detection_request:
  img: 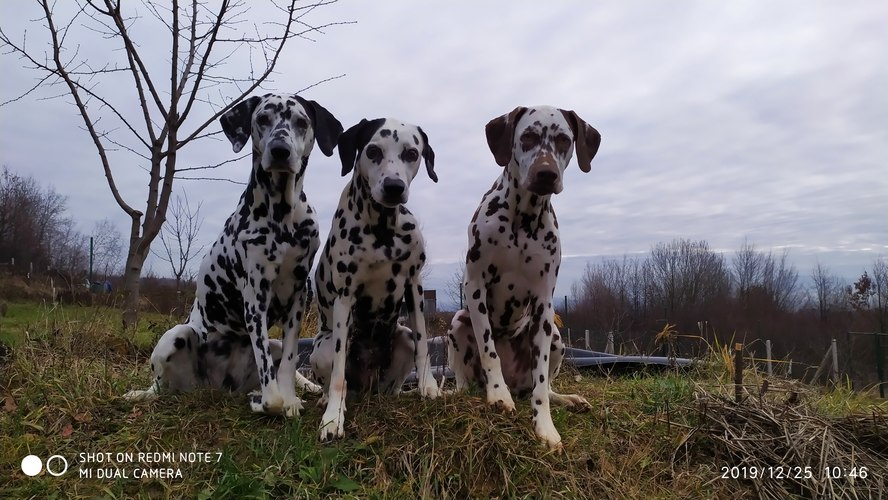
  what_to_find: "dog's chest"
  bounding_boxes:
[475,200,562,331]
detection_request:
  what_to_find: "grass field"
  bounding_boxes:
[1,301,886,499]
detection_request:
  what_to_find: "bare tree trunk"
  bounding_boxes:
[122,214,145,328]
[122,252,144,328]
[1,0,347,331]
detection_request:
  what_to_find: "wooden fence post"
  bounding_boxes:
[584,329,590,350]
[734,343,743,403]
[605,332,614,354]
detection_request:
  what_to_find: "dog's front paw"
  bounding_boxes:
[282,396,305,418]
[486,386,516,412]
[248,388,294,416]
[123,389,157,402]
[418,380,442,399]
[535,419,563,451]
[318,408,345,442]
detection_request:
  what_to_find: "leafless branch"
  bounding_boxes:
[176,153,249,172]
[174,176,246,185]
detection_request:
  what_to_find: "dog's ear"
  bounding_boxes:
[294,96,343,157]
[416,126,437,183]
[338,118,385,176]
[219,96,262,153]
[485,106,528,167]
[560,109,601,173]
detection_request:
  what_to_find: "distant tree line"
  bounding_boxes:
[0,167,122,289]
[565,238,888,384]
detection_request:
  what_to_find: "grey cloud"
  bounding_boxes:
[1,0,885,299]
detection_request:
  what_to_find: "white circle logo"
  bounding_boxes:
[46,455,69,476]
[21,455,42,476]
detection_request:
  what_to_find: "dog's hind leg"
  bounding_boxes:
[124,324,200,401]
[444,310,477,392]
[379,325,416,395]
[547,325,591,410]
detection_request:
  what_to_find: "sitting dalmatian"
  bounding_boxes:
[446,106,601,448]
[125,93,343,418]
[310,118,442,441]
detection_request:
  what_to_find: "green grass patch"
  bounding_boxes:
[1,302,886,498]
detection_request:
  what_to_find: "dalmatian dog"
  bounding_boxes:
[124,93,343,418]
[310,118,442,441]
[446,106,601,448]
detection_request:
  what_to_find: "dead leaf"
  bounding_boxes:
[73,412,92,423]
[3,396,16,412]
[60,423,73,438]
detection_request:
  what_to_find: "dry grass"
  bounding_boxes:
[1,303,886,498]
[674,378,888,499]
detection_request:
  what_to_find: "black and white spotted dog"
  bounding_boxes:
[446,106,601,448]
[125,93,342,418]
[310,118,442,441]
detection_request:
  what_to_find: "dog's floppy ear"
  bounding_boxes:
[485,106,528,167]
[219,96,262,153]
[338,118,385,176]
[294,96,343,157]
[416,126,437,183]
[560,109,601,173]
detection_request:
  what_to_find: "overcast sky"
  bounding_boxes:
[1,1,886,309]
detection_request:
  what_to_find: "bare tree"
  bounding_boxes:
[810,262,844,321]
[0,0,347,327]
[872,258,888,332]
[732,238,764,309]
[761,250,800,311]
[572,256,646,334]
[646,239,730,323]
[90,218,123,280]
[732,241,801,313]
[0,166,71,273]
[153,192,205,294]
[48,217,88,290]
[444,261,466,311]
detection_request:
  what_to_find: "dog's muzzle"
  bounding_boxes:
[265,140,297,172]
[381,177,407,206]
[526,157,562,195]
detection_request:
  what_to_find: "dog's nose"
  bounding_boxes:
[536,170,558,183]
[270,144,290,161]
[382,178,406,198]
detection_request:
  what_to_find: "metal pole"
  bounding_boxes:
[89,236,94,283]
[876,333,886,398]
[847,331,886,398]
[877,277,886,398]
[766,339,773,377]
[831,339,839,384]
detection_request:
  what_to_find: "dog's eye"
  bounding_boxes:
[256,114,270,127]
[366,145,383,161]
[520,131,540,149]
[295,118,308,129]
[554,134,572,153]
[402,148,419,163]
